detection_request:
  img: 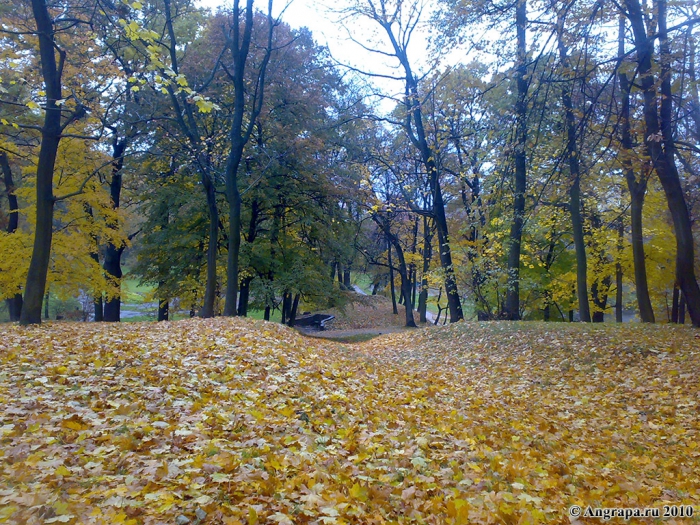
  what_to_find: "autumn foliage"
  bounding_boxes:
[0,319,697,524]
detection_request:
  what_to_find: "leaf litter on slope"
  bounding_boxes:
[0,318,698,524]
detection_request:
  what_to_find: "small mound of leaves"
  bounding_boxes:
[318,294,415,330]
[0,319,698,524]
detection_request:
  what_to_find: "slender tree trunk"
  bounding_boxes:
[505,0,528,321]
[388,236,398,315]
[1,152,23,321]
[672,283,680,323]
[238,277,252,316]
[223,0,274,316]
[616,220,624,323]
[557,16,591,323]
[163,0,218,319]
[288,293,300,327]
[20,0,63,325]
[237,199,259,316]
[377,217,416,328]
[625,0,700,326]
[200,174,218,317]
[343,268,351,289]
[618,15,655,323]
[158,281,169,321]
[102,139,127,323]
[418,217,432,323]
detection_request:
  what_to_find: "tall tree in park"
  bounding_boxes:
[622,0,700,326]
[0,0,116,324]
[616,15,655,323]
[340,0,464,322]
[555,6,591,322]
[223,0,277,316]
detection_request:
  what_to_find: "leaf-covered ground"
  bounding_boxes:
[0,319,698,524]
[318,295,415,330]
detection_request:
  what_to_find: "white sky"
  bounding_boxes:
[198,0,441,102]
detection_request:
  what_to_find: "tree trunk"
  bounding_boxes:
[237,199,259,316]
[343,268,351,289]
[383,17,463,322]
[223,0,274,317]
[158,281,169,321]
[672,284,680,323]
[199,172,218,317]
[418,217,433,323]
[20,0,63,325]
[1,152,23,321]
[238,276,252,316]
[591,275,610,323]
[505,0,528,321]
[625,0,700,327]
[376,217,416,328]
[618,15,655,323]
[288,293,300,327]
[102,139,127,323]
[557,15,591,323]
[388,236,398,315]
[616,220,624,323]
[679,294,686,324]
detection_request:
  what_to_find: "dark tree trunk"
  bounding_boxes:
[44,292,50,320]
[281,292,292,325]
[158,281,169,322]
[200,173,219,318]
[1,152,23,321]
[388,236,398,315]
[329,262,337,281]
[103,246,124,322]
[616,220,624,323]
[505,0,528,321]
[337,264,344,287]
[102,139,127,323]
[376,217,416,328]
[223,0,274,317]
[20,0,63,325]
[418,217,432,323]
[343,268,351,289]
[237,199,259,316]
[672,284,680,323]
[238,277,252,316]
[163,0,218,319]
[557,15,591,323]
[288,293,300,327]
[618,15,655,323]
[625,0,700,327]
[380,17,463,322]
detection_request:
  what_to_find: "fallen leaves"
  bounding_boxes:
[0,319,698,524]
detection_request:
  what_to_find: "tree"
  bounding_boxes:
[623,0,700,326]
[340,0,464,322]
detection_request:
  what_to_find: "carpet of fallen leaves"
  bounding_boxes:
[0,319,698,525]
[318,295,415,330]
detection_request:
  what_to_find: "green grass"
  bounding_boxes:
[121,277,154,304]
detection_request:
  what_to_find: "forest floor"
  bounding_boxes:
[0,318,698,524]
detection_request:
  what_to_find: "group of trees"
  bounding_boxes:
[1,0,699,327]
